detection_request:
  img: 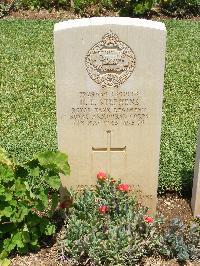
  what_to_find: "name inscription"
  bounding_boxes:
[70,90,149,126]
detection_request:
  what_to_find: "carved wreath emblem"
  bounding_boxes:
[85,31,136,88]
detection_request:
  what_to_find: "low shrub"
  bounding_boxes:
[57,173,200,265]
[0,147,70,263]
[57,173,163,265]
[159,218,200,262]
[117,0,155,16]
[0,1,13,18]
[159,0,200,17]
[73,0,156,16]
[0,0,200,17]
[0,0,70,13]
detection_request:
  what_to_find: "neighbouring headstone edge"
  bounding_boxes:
[191,122,200,216]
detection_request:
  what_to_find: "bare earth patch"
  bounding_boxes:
[157,194,193,225]
[4,9,118,20]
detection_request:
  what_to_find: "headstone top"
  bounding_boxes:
[54,17,166,32]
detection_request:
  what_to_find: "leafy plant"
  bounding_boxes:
[159,218,189,261]
[73,0,95,13]
[160,218,200,262]
[0,1,13,18]
[186,222,200,261]
[12,0,70,10]
[116,0,155,16]
[57,173,162,265]
[0,147,70,261]
[159,0,200,17]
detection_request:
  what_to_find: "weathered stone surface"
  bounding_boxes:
[54,17,167,211]
[191,125,200,217]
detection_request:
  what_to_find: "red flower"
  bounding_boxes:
[116,183,129,192]
[97,171,107,181]
[144,216,154,223]
[98,205,109,214]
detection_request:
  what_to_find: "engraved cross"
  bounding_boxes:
[92,130,126,175]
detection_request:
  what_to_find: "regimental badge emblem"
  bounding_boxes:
[85,31,136,89]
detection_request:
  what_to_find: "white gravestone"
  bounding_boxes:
[54,17,166,211]
[191,125,200,217]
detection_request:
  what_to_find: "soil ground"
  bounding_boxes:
[10,194,200,266]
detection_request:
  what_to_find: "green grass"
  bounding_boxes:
[0,20,56,162]
[0,19,199,193]
[159,20,200,193]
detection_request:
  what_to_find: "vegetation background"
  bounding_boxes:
[0,0,200,18]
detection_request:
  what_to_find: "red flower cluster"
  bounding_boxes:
[144,216,154,223]
[98,205,109,214]
[97,171,107,181]
[116,183,129,192]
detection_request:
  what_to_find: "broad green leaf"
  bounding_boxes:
[44,224,55,236]
[45,175,61,190]
[48,192,59,217]
[4,192,12,202]
[0,148,12,168]
[9,200,17,207]
[35,200,46,212]
[22,231,30,243]
[13,205,29,223]
[2,207,13,218]
[26,213,41,227]
[134,3,146,14]
[13,180,26,197]
[29,167,40,177]
[0,165,14,183]
[29,189,36,199]
[0,250,8,260]
[3,238,16,253]
[0,258,11,266]
[12,232,24,249]
[0,185,5,195]
[35,151,70,175]
[30,233,39,246]
[37,188,48,208]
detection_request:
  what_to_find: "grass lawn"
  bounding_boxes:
[0,19,199,193]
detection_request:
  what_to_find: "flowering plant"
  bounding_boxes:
[58,174,162,265]
[97,171,107,181]
[98,205,109,214]
[144,216,154,223]
[117,183,129,192]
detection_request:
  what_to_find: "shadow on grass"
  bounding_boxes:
[180,169,193,199]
